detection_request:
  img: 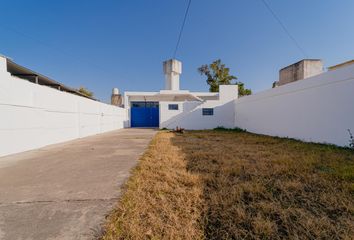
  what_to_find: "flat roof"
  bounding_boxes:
[126,92,203,102]
[280,59,322,71]
[328,59,354,71]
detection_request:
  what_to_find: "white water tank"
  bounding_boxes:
[112,88,119,95]
[163,59,182,91]
[111,88,122,107]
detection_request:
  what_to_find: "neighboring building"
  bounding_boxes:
[3,55,95,99]
[124,59,238,129]
[276,59,323,86]
[328,59,354,71]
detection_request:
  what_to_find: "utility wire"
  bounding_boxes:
[260,0,308,58]
[173,0,192,59]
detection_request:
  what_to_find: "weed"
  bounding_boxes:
[213,126,246,132]
[348,129,354,149]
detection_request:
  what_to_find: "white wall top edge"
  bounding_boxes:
[236,64,354,104]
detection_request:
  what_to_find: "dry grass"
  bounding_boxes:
[102,130,354,240]
[102,132,205,239]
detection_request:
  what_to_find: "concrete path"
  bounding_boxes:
[0,128,156,240]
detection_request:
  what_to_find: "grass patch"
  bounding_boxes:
[102,131,354,239]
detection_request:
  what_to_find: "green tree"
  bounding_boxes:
[237,81,252,96]
[78,87,94,98]
[198,59,252,96]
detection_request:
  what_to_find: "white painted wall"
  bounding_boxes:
[234,63,354,147]
[160,100,236,130]
[160,85,238,130]
[0,58,127,157]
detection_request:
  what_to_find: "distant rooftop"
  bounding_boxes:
[328,59,354,71]
[279,59,322,71]
[3,56,95,100]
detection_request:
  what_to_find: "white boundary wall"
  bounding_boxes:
[235,64,354,147]
[0,58,127,157]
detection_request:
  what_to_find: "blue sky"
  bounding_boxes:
[1,0,354,102]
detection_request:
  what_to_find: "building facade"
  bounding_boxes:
[124,59,239,129]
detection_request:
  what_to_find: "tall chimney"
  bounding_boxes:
[111,88,123,107]
[163,59,182,91]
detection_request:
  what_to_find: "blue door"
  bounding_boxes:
[131,102,159,127]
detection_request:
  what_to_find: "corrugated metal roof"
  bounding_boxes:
[6,58,96,100]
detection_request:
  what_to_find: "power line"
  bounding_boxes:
[173,0,192,59]
[260,0,308,58]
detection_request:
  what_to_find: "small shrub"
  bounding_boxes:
[214,126,246,132]
[348,129,354,149]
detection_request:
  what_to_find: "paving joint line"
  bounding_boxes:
[0,197,120,206]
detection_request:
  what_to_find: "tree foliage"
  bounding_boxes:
[237,81,252,96]
[78,87,94,98]
[198,59,252,96]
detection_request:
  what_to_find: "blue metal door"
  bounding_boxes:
[149,107,159,127]
[131,102,159,127]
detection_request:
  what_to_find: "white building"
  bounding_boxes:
[124,59,238,129]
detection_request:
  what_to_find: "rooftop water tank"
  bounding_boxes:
[112,88,119,95]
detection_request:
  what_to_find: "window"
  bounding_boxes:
[168,104,179,110]
[202,108,214,116]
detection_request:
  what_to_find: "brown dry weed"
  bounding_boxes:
[102,130,354,240]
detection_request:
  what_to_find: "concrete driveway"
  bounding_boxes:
[0,128,156,240]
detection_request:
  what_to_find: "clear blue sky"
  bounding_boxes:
[1,0,354,102]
